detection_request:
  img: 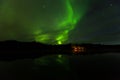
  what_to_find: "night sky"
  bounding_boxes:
[0,0,120,79]
[0,0,120,44]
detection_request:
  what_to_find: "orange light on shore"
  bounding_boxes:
[72,46,85,54]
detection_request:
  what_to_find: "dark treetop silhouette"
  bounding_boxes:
[0,40,120,60]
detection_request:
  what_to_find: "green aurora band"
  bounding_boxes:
[0,0,89,45]
[35,0,89,45]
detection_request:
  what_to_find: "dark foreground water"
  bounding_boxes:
[0,53,120,80]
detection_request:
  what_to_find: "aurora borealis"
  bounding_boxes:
[0,0,89,44]
[0,0,120,44]
[0,0,120,79]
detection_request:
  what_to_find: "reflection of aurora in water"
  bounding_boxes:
[34,55,71,70]
[0,0,89,45]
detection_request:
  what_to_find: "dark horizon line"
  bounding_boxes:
[0,40,120,46]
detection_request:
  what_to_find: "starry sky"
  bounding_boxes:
[0,0,120,45]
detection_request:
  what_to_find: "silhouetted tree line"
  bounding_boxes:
[0,40,119,60]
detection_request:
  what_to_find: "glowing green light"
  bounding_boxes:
[58,41,62,45]
[0,0,89,44]
[34,0,89,44]
[56,55,63,63]
[58,54,62,58]
[35,34,50,44]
